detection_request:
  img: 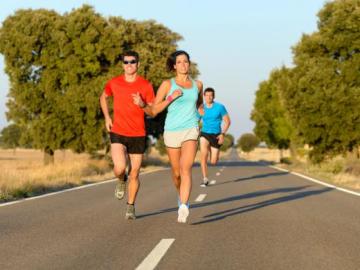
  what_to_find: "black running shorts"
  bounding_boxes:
[200,132,222,149]
[109,132,146,154]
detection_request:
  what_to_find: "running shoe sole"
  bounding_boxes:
[177,204,189,223]
[200,181,209,187]
[125,204,136,220]
[115,180,126,200]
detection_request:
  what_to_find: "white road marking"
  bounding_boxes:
[195,194,207,202]
[0,168,167,208]
[269,166,288,172]
[209,180,216,185]
[216,172,221,176]
[0,179,115,207]
[269,165,360,197]
[136,239,175,270]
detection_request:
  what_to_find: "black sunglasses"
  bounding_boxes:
[123,60,138,65]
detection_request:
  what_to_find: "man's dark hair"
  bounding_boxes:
[204,87,215,96]
[122,51,139,62]
[166,50,190,72]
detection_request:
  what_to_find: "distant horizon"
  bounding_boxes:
[0,0,327,139]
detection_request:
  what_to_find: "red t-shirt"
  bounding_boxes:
[104,75,154,136]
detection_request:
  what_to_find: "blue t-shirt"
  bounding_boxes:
[201,102,228,134]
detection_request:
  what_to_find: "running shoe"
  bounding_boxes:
[177,203,189,223]
[125,204,136,220]
[200,177,209,187]
[115,176,127,200]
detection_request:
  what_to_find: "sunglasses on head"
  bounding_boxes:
[123,60,137,65]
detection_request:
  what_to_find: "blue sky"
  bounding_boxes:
[0,0,327,138]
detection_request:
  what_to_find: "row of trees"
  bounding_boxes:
[0,124,262,156]
[0,5,197,164]
[153,132,262,157]
[0,122,241,155]
[251,0,360,163]
[155,133,260,155]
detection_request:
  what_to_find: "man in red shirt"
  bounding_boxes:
[100,51,155,220]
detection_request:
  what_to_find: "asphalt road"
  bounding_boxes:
[1,149,360,270]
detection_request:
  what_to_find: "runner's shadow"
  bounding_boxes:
[191,187,333,225]
[217,160,274,167]
[213,171,289,186]
[136,185,312,219]
[234,171,289,182]
[192,160,273,168]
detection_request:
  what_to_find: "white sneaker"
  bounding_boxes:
[200,177,209,187]
[177,204,189,223]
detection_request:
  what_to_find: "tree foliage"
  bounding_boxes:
[154,135,167,156]
[251,0,360,163]
[284,0,360,162]
[237,133,260,153]
[0,5,193,163]
[220,133,235,152]
[0,124,22,149]
[251,68,295,150]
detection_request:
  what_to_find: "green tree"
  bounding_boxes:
[220,133,234,152]
[0,5,195,164]
[251,68,296,156]
[154,135,167,156]
[281,0,360,162]
[0,9,63,164]
[0,124,21,150]
[237,133,260,153]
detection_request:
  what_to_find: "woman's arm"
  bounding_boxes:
[196,80,204,109]
[132,80,182,117]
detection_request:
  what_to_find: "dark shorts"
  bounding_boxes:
[109,132,146,154]
[200,132,221,149]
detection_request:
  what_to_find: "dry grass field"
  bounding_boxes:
[0,146,233,202]
[0,148,164,202]
[238,147,360,191]
[239,147,291,163]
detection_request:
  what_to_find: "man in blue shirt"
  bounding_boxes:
[199,87,231,187]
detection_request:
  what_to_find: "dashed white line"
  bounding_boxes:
[209,180,216,185]
[136,239,175,270]
[195,194,207,202]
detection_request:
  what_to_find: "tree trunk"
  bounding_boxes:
[289,142,298,163]
[279,149,284,162]
[44,147,54,165]
[350,147,360,160]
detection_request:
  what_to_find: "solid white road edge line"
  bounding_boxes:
[136,239,175,270]
[0,168,168,207]
[269,165,360,197]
